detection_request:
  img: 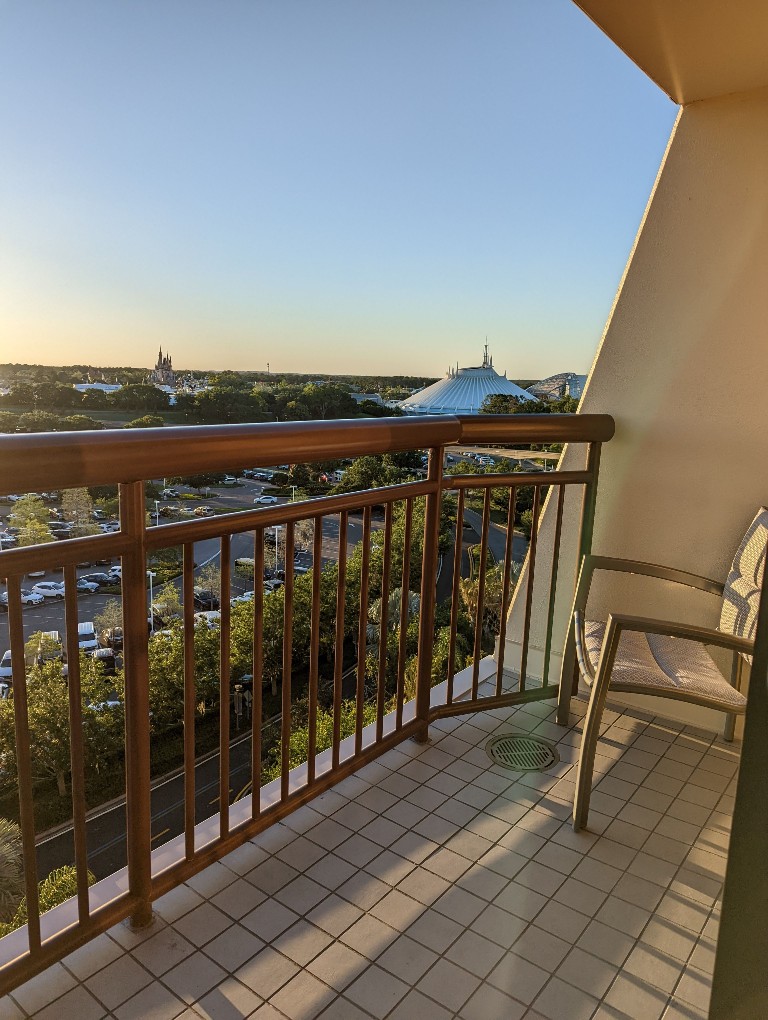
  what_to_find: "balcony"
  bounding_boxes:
[0,685,733,1019]
[0,407,757,1019]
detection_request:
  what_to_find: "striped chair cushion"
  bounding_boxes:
[719,507,768,653]
[583,619,746,710]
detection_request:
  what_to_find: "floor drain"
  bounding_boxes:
[485,733,560,772]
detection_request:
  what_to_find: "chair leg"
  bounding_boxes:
[723,712,736,743]
[573,618,620,832]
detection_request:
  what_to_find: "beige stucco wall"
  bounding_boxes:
[502,84,768,730]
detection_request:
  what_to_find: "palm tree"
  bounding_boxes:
[0,818,24,922]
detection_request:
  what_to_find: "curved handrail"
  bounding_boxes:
[0,412,615,495]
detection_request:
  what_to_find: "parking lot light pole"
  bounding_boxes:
[147,570,156,633]
[154,500,160,526]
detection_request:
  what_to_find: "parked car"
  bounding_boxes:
[76,578,100,594]
[0,532,18,548]
[32,581,65,600]
[37,631,64,663]
[161,488,179,499]
[264,578,284,593]
[254,495,278,505]
[194,505,214,516]
[194,610,221,628]
[108,565,122,580]
[91,509,106,520]
[0,651,12,680]
[231,591,255,605]
[222,476,238,486]
[77,622,99,653]
[80,572,114,587]
[19,588,45,606]
[89,647,117,676]
[99,627,123,651]
[27,568,46,578]
[193,589,219,610]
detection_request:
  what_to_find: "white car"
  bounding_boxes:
[109,565,122,580]
[253,495,278,505]
[77,622,99,653]
[222,476,238,486]
[32,581,65,600]
[19,588,45,606]
[231,591,255,605]
[194,610,221,628]
[0,651,12,680]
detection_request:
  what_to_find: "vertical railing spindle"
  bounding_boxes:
[63,565,90,922]
[252,529,264,818]
[396,500,412,729]
[183,543,196,856]
[120,481,153,928]
[541,485,566,688]
[307,518,322,783]
[495,486,517,696]
[8,577,41,950]
[281,523,295,800]
[332,512,347,767]
[355,508,371,754]
[471,488,491,699]
[519,484,542,692]
[219,535,231,838]
[447,488,465,705]
[376,504,393,741]
[415,449,444,742]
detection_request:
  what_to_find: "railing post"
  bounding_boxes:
[415,446,443,742]
[120,481,154,928]
[709,567,768,1019]
[557,441,601,725]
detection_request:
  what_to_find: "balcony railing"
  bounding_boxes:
[0,412,614,995]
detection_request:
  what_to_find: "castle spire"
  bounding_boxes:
[483,339,489,368]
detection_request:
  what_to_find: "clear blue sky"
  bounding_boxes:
[0,1,676,378]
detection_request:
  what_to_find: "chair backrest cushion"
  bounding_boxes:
[719,507,768,644]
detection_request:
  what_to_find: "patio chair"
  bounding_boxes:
[569,507,766,831]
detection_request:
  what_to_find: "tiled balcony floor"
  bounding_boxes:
[2,693,737,1020]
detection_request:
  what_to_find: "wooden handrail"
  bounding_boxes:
[0,413,615,495]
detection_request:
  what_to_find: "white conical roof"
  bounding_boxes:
[400,346,534,416]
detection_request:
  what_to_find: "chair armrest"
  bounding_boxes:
[607,613,753,656]
[588,556,724,596]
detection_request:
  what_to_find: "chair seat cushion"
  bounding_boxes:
[584,620,747,710]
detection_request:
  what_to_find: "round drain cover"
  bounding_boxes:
[485,733,560,772]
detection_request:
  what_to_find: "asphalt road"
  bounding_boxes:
[37,717,281,880]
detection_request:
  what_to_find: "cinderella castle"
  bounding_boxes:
[150,347,176,386]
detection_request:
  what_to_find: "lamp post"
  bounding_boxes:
[147,570,156,633]
[154,500,160,526]
[233,684,243,732]
[290,486,297,502]
[274,526,281,571]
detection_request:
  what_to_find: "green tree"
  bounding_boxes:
[10,494,54,547]
[111,384,170,411]
[0,819,23,922]
[124,414,165,428]
[94,599,123,635]
[0,865,96,937]
[62,488,99,537]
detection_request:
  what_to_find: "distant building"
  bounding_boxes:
[399,345,534,416]
[150,347,176,387]
[527,372,587,402]
[73,382,121,395]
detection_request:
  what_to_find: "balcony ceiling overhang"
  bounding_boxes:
[574,0,768,104]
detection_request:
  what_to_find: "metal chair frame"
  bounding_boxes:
[565,555,753,831]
